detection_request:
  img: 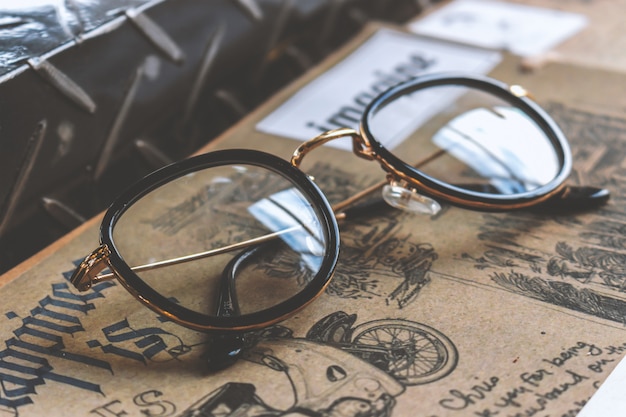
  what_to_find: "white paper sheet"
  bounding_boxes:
[255,28,501,149]
[578,354,626,416]
[409,0,588,56]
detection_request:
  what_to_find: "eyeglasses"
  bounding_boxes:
[70,73,609,369]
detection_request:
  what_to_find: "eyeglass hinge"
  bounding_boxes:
[291,128,375,167]
[70,244,113,291]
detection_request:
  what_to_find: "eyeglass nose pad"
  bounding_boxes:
[382,182,442,215]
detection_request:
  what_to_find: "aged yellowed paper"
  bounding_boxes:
[1,23,626,417]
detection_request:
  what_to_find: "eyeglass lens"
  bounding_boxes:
[110,163,329,318]
[367,84,562,195]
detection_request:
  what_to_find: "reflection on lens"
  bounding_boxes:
[111,164,328,317]
[367,84,561,196]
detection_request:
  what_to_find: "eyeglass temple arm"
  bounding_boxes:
[68,189,383,293]
[204,246,258,371]
[70,226,301,291]
[457,182,610,211]
[536,185,610,212]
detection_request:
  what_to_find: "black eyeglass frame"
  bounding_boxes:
[357,73,573,210]
[86,149,340,333]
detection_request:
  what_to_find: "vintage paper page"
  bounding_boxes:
[1,24,626,417]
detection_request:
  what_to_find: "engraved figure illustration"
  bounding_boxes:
[335,218,439,308]
[176,311,458,417]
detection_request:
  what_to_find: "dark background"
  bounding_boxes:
[0,0,436,273]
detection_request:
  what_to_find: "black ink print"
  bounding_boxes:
[313,164,440,307]
[491,271,626,323]
[459,104,626,323]
[177,383,273,417]
[179,338,403,417]
[549,242,626,289]
[87,318,192,364]
[0,274,117,413]
[306,311,458,386]
[176,311,457,417]
[463,243,545,270]
[333,214,439,307]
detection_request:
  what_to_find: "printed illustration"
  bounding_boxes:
[458,104,626,324]
[270,162,442,309]
[177,311,458,417]
[331,217,439,309]
[304,311,457,386]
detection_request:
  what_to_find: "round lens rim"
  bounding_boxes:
[360,73,573,210]
[99,149,340,332]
